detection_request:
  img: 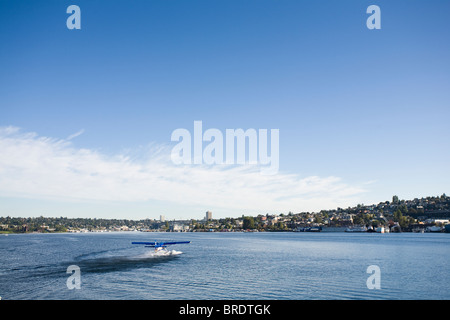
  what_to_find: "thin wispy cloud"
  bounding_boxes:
[0,127,367,215]
[67,129,85,140]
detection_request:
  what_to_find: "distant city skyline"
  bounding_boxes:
[1,0,449,220]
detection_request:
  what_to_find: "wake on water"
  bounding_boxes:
[73,249,183,273]
[133,249,183,259]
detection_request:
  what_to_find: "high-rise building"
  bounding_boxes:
[160,215,165,222]
[205,211,212,221]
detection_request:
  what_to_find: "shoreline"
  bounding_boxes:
[3,227,448,235]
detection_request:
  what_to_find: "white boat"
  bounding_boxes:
[376,226,385,233]
[426,226,442,233]
[345,226,367,232]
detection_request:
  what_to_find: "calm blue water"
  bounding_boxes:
[0,232,448,300]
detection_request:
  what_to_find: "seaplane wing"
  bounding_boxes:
[132,241,190,247]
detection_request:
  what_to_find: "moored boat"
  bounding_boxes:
[426,226,443,233]
[345,226,367,232]
[376,226,385,233]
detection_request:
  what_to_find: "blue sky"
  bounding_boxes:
[1,0,449,219]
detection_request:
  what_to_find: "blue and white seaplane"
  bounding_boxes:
[131,241,190,256]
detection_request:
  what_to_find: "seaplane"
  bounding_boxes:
[131,241,190,256]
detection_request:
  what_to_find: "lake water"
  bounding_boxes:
[0,232,448,300]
